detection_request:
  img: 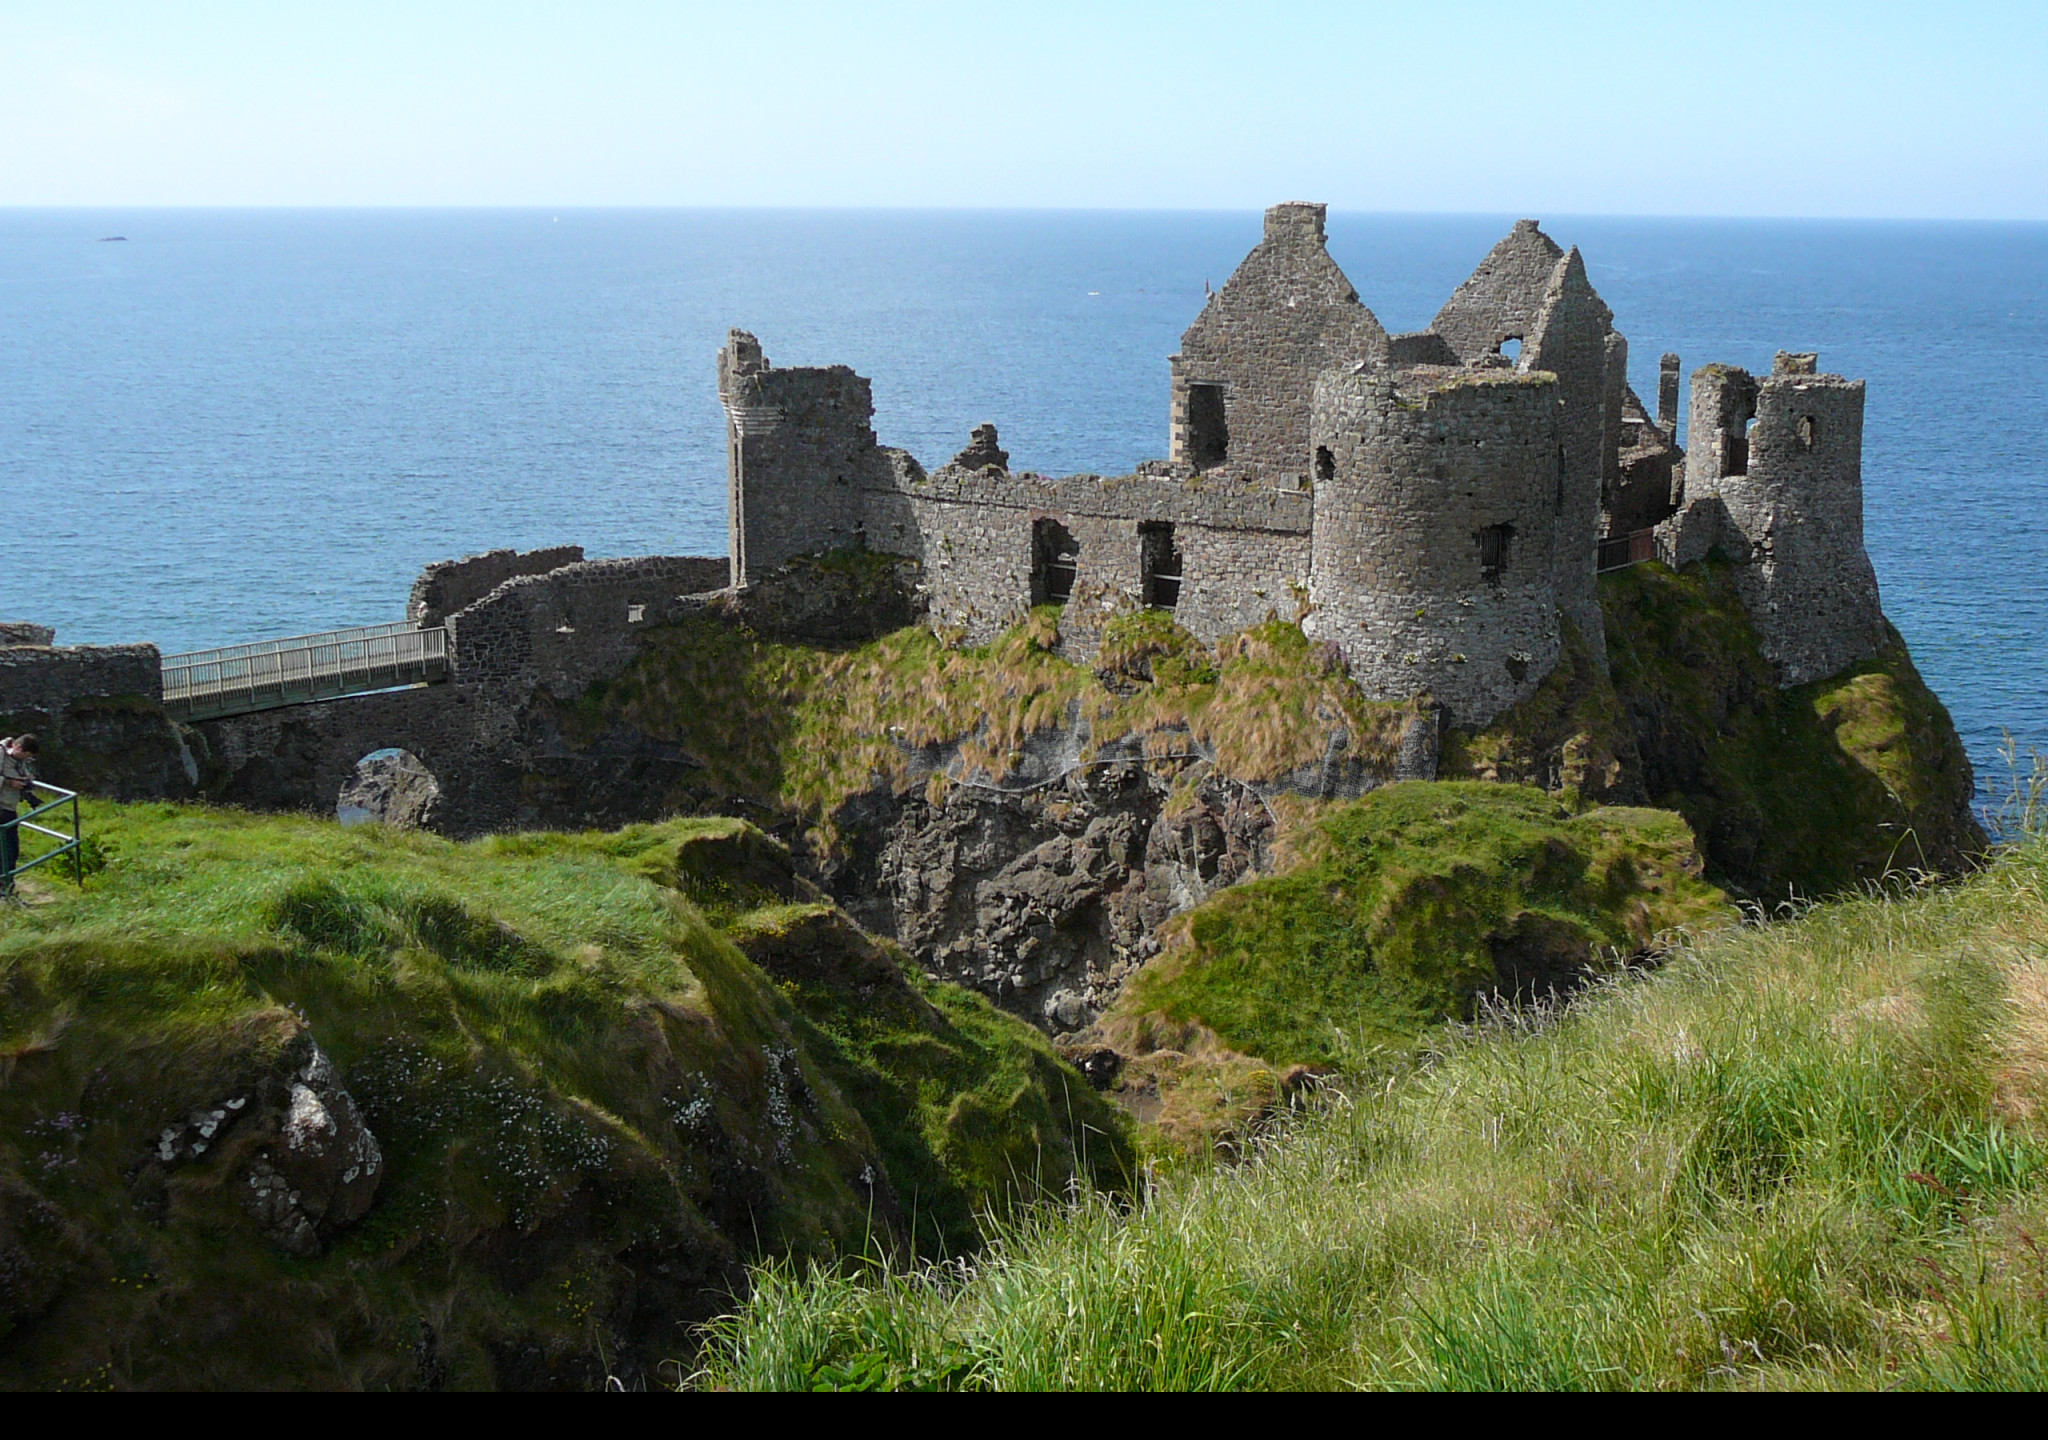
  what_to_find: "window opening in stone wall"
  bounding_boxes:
[1314,446,1336,484]
[1724,410,1755,477]
[1555,445,1568,513]
[1140,522,1183,610]
[1796,415,1818,450]
[1186,383,1228,468]
[1477,523,1513,582]
[1032,518,1079,606]
[1498,337,1523,362]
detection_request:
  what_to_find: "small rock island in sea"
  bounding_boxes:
[0,205,1983,1388]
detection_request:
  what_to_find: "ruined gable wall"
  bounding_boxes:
[1524,249,1614,664]
[1170,203,1388,480]
[1308,369,1564,727]
[407,546,586,627]
[1429,220,1568,364]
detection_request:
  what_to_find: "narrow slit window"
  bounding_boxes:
[1314,445,1336,484]
[1032,517,1079,607]
[1477,523,1513,582]
[1140,522,1182,609]
[1185,383,1228,468]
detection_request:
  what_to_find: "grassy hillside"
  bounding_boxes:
[0,805,1128,1390]
[1067,781,1728,1156]
[564,605,1418,852]
[1447,561,1985,897]
[702,833,2048,1390]
[571,558,1978,895]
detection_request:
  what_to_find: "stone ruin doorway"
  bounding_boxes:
[1140,522,1183,610]
[1032,518,1079,606]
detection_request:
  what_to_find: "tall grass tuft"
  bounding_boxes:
[701,835,2048,1390]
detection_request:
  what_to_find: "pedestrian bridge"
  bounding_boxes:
[162,622,448,723]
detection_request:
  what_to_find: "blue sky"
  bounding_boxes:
[2,1,2042,218]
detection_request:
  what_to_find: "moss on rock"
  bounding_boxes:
[1102,781,1730,1074]
[729,901,1132,1258]
[1600,562,1984,896]
[0,804,1122,1389]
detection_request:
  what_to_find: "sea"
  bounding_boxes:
[2,209,2043,794]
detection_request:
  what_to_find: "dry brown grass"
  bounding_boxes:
[1994,946,2048,1132]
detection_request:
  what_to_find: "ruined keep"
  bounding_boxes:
[719,204,1886,726]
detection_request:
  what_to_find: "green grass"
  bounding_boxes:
[698,833,2048,1390]
[0,802,1127,1389]
[574,606,1416,854]
[1599,561,1983,895]
[1110,781,1731,1067]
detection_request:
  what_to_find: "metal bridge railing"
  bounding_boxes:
[4,782,84,890]
[162,623,449,722]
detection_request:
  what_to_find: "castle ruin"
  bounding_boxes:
[720,204,1885,725]
[2,204,1893,841]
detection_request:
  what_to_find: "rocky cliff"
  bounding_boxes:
[566,560,1982,1041]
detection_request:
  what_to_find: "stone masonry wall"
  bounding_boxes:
[407,546,586,627]
[447,554,728,692]
[1692,357,1885,686]
[718,330,882,583]
[0,643,163,714]
[862,463,1312,651]
[0,641,197,801]
[1169,203,1388,481]
[1524,247,1615,662]
[1430,220,1569,364]
[1308,368,1564,727]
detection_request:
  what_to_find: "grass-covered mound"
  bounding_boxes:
[1107,782,1730,1066]
[701,833,2048,1391]
[0,804,1128,1390]
[1450,560,1984,897]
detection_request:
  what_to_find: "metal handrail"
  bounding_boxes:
[170,620,421,666]
[4,782,84,889]
[162,623,449,722]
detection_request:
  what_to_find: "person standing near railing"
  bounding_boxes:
[1,734,41,899]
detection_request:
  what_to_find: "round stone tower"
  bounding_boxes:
[1307,366,1564,727]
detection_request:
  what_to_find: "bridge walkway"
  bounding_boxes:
[162,622,449,723]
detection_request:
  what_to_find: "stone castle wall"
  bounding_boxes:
[1308,368,1564,727]
[0,638,198,801]
[864,465,1311,648]
[1674,354,1885,685]
[0,641,163,715]
[1523,248,1615,663]
[446,554,729,691]
[719,329,881,584]
[408,545,586,626]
